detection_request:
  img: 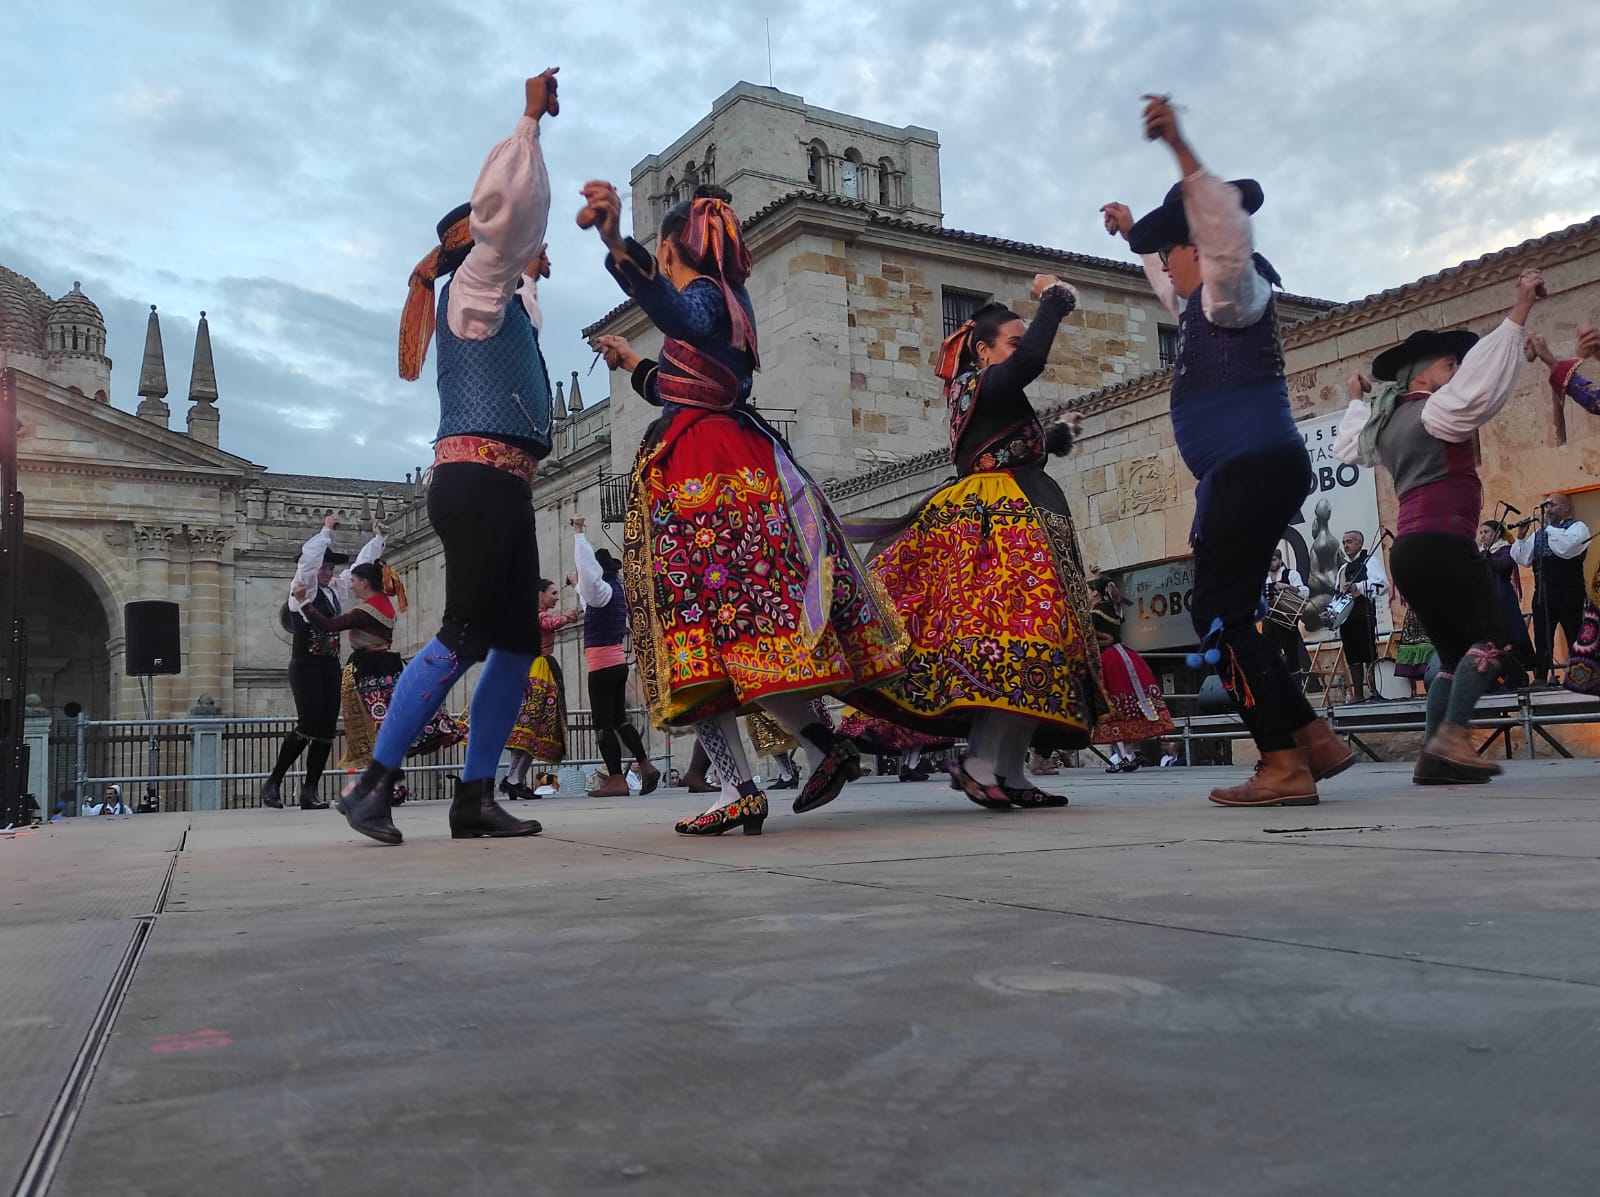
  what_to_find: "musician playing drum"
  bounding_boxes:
[1335,530,1388,702]
[1261,548,1311,683]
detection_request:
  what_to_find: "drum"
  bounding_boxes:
[1264,588,1308,630]
[1324,593,1356,629]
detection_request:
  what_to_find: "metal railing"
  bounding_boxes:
[50,707,663,814]
[599,472,630,524]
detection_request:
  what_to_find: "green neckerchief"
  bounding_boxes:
[1358,356,1438,461]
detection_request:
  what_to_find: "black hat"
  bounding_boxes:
[322,549,351,567]
[435,201,474,276]
[595,548,622,574]
[1128,179,1265,255]
[1371,329,1479,382]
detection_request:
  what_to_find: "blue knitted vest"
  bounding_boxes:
[583,576,628,649]
[434,279,553,458]
[1169,278,1297,482]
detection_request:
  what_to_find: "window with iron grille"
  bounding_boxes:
[1158,324,1180,368]
[942,287,989,337]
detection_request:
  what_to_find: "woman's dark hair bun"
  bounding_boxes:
[693,183,733,202]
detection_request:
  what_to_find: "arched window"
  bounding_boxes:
[806,139,829,190]
[71,328,80,350]
[841,149,862,199]
[683,160,698,192]
[701,143,716,183]
[94,389,108,403]
[878,158,895,206]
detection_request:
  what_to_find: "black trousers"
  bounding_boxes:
[1530,589,1586,681]
[589,663,647,775]
[1260,618,1310,676]
[1338,599,1378,666]
[269,657,340,789]
[1190,447,1318,752]
[428,462,542,660]
[1388,533,1498,672]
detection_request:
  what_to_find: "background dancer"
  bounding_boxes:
[298,554,465,806]
[1509,492,1589,685]
[1090,576,1175,772]
[262,516,385,810]
[338,70,562,845]
[582,179,903,836]
[847,277,1102,811]
[1334,269,1543,783]
[1101,93,1351,807]
[500,578,580,800]
[570,516,659,797]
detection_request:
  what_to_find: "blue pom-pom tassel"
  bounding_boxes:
[1188,618,1225,669]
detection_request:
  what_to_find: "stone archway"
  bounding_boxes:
[22,540,112,718]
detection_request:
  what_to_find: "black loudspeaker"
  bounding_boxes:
[124,601,182,675]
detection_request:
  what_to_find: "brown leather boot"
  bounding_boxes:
[590,772,632,797]
[1293,719,1355,782]
[1414,723,1500,785]
[1209,749,1318,807]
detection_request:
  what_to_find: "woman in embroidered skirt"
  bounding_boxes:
[500,579,582,800]
[299,561,465,805]
[1089,576,1175,769]
[848,280,1105,809]
[1392,601,1435,698]
[581,180,904,836]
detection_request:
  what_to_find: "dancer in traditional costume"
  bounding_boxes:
[581,179,904,836]
[1334,269,1544,783]
[570,517,660,797]
[338,71,562,845]
[1509,491,1590,685]
[499,579,581,800]
[1089,576,1175,769]
[1392,603,1434,698]
[844,276,1103,810]
[836,708,952,782]
[1102,94,1351,806]
[1478,521,1536,673]
[262,517,386,810]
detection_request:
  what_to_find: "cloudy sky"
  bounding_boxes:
[5,0,1597,480]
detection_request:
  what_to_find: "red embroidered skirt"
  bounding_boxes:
[1092,643,1176,744]
[623,409,904,727]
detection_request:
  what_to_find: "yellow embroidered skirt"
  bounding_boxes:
[505,656,568,762]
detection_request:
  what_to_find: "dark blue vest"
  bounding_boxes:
[434,279,553,458]
[1532,523,1588,598]
[583,576,628,648]
[1170,279,1298,482]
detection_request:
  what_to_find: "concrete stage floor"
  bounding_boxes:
[4,760,1598,1197]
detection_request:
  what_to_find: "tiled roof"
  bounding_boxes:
[258,472,415,495]
[580,190,1339,337]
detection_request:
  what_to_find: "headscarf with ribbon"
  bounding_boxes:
[380,563,408,614]
[1355,356,1441,462]
[935,319,976,383]
[398,205,475,381]
[676,197,760,368]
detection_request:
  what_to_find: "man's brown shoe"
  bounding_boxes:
[1209,748,1319,807]
[1294,719,1355,782]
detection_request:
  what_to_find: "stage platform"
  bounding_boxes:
[4,761,1598,1196]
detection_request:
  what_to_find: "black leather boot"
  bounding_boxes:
[299,784,330,810]
[259,778,284,809]
[449,778,541,839]
[336,762,403,845]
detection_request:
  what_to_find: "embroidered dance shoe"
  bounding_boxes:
[1412,723,1500,786]
[449,778,542,838]
[674,788,768,836]
[1293,718,1356,782]
[793,738,863,814]
[590,772,631,797]
[259,779,284,809]
[1208,749,1319,807]
[950,757,1013,810]
[635,761,662,795]
[337,763,404,845]
[1000,781,1069,809]
[298,785,330,811]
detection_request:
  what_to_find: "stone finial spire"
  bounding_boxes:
[553,380,568,421]
[186,310,220,447]
[135,304,171,428]
[568,370,584,413]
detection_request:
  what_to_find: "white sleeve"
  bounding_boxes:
[331,531,387,609]
[1184,170,1270,330]
[288,528,331,613]
[1333,398,1375,466]
[1419,318,1529,444]
[1547,520,1591,559]
[1289,570,1309,597]
[446,117,551,341]
[573,534,614,609]
[1139,254,1180,319]
[1361,552,1388,598]
[1509,536,1535,567]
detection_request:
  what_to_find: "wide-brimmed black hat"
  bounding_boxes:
[1128,179,1265,255]
[1372,328,1479,382]
[595,549,622,574]
[435,201,473,276]
[322,549,351,567]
